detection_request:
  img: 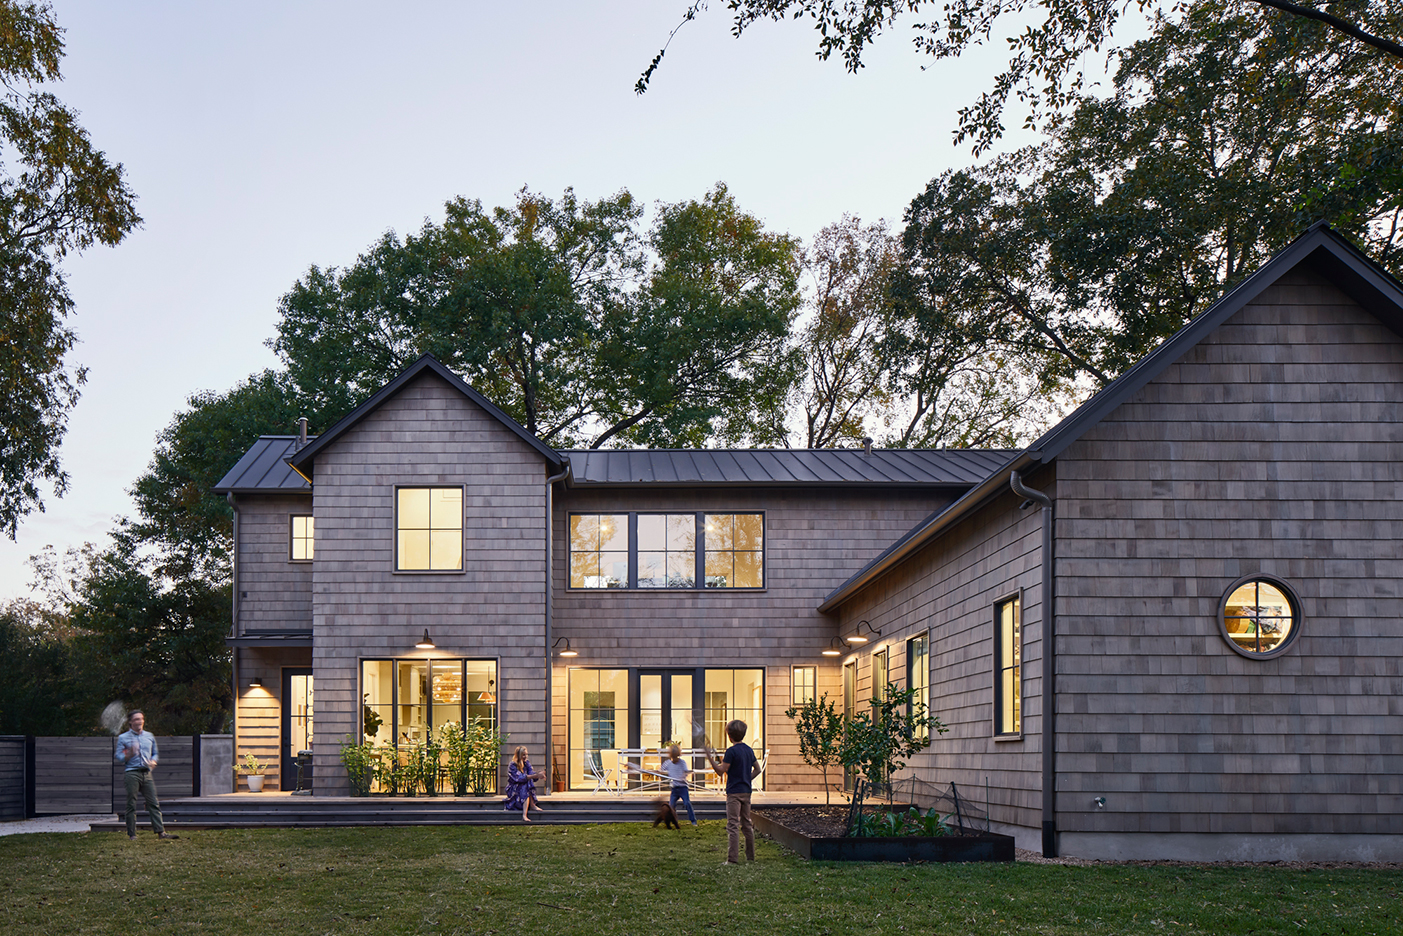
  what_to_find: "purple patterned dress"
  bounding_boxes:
[503,759,536,811]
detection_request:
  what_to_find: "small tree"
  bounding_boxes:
[842,683,947,799]
[784,693,845,805]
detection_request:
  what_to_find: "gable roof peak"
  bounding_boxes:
[288,354,563,477]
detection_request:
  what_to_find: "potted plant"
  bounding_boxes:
[440,722,473,795]
[468,719,506,796]
[239,752,266,792]
[339,735,376,796]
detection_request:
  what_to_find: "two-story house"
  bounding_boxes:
[216,224,1403,861]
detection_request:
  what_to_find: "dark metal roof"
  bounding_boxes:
[819,224,1403,613]
[212,437,311,494]
[562,448,1019,487]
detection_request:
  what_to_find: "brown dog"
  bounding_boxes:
[652,796,680,830]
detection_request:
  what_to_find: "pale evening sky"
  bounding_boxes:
[2,1,1051,599]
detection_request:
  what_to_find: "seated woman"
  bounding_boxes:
[503,746,545,821]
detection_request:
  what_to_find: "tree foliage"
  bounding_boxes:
[840,683,947,793]
[641,1,1401,153]
[274,184,801,450]
[0,0,141,538]
[784,692,846,804]
[892,1,1403,390]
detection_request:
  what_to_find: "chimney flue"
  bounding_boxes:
[862,436,873,456]
[297,417,308,447]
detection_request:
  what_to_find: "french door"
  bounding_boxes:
[282,668,313,791]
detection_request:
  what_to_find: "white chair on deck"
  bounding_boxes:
[586,750,619,796]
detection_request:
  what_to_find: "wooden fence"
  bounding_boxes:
[0,735,231,820]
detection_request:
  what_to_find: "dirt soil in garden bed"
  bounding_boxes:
[757,805,981,839]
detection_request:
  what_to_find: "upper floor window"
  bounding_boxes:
[568,511,764,589]
[994,594,1021,737]
[290,515,314,561]
[1219,576,1300,659]
[396,487,463,571]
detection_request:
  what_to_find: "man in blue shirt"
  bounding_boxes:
[114,710,176,839]
[704,719,760,864]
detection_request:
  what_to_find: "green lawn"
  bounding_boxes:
[3,823,1399,935]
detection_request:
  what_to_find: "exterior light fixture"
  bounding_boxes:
[846,620,881,644]
[552,636,578,657]
[822,637,845,657]
[248,677,263,688]
[415,629,436,650]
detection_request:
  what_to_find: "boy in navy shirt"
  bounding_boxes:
[704,719,760,863]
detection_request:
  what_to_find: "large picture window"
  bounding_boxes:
[361,658,497,748]
[907,633,929,742]
[567,667,764,791]
[567,511,764,589]
[396,487,463,571]
[994,594,1021,737]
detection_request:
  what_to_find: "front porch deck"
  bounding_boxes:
[90,790,832,832]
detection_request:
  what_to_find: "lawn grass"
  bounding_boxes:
[3,822,1400,935]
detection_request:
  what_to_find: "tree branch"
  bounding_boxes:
[1248,0,1403,59]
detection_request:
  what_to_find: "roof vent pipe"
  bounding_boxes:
[862,437,873,456]
[297,417,308,448]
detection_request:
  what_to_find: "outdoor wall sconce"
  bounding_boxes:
[248,677,263,688]
[822,637,845,657]
[415,629,436,650]
[553,636,578,657]
[846,620,881,644]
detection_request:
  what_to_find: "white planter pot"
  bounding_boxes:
[246,774,265,793]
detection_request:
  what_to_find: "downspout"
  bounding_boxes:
[227,493,240,738]
[1010,469,1056,858]
[543,459,571,791]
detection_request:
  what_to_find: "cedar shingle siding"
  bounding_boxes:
[216,228,1403,859]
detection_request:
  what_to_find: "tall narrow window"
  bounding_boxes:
[994,595,1021,736]
[396,487,463,571]
[871,648,888,706]
[907,633,929,742]
[569,514,629,588]
[792,666,816,706]
[290,515,314,561]
[703,513,764,588]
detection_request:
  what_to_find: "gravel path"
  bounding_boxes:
[0,815,110,836]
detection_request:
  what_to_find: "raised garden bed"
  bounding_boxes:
[754,806,1014,863]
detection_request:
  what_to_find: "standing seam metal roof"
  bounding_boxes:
[212,437,311,494]
[562,448,1017,486]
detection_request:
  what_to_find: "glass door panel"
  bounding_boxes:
[362,660,393,746]
[397,660,428,747]
[568,669,630,790]
[281,669,313,791]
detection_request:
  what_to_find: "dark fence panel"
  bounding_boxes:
[0,736,25,821]
[35,737,113,815]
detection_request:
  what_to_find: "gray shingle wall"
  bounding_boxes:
[310,372,551,794]
[235,494,313,631]
[1055,268,1403,836]
[831,480,1048,834]
[550,487,955,791]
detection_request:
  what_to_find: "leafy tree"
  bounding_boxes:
[0,597,90,734]
[65,530,231,735]
[273,184,801,449]
[0,0,141,537]
[641,1,1402,153]
[892,1,1403,389]
[784,692,846,804]
[840,683,947,797]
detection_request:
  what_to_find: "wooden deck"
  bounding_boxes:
[90,790,831,831]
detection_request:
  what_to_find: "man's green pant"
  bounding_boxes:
[124,768,165,836]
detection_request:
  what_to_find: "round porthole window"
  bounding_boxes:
[1218,575,1301,659]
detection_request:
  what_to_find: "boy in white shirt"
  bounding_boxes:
[662,742,696,826]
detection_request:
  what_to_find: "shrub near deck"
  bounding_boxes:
[2,825,1400,935]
